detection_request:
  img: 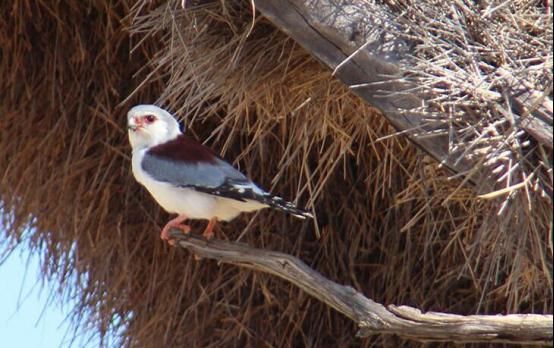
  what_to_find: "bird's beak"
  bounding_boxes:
[128,117,141,132]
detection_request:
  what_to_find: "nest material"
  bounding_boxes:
[0,0,551,347]
[389,0,553,194]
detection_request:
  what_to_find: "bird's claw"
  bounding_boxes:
[201,218,217,240]
[202,229,214,240]
[160,223,191,246]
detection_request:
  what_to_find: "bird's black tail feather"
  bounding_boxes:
[194,178,313,219]
[258,193,313,219]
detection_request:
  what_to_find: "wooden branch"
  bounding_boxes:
[496,67,553,149]
[172,231,553,346]
[251,0,553,186]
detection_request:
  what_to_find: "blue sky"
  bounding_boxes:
[0,246,99,348]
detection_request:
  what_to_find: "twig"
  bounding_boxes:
[171,230,553,346]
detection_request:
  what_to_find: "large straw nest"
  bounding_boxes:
[0,0,551,347]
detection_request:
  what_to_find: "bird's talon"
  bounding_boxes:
[201,218,217,240]
[177,225,191,234]
[160,223,190,246]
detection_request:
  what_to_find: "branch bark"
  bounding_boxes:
[251,0,553,186]
[172,231,553,346]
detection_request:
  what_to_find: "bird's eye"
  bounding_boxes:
[144,115,156,123]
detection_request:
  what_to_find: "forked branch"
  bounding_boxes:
[171,231,553,346]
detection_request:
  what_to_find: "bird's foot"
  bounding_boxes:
[202,218,218,240]
[161,214,190,245]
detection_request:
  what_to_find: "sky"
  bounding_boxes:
[0,245,99,348]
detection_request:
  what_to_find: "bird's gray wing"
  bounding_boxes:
[141,135,312,218]
[141,139,265,203]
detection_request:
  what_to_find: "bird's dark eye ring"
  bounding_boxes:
[144,115,156,123]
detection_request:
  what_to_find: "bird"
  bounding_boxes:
[127,104,313,243]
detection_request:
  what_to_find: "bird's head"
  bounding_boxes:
[127,104,182,150]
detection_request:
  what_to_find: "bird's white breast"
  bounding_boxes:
[131,149,261,221]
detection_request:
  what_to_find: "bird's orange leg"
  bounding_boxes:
[202,218,217,240]
[161,214,191,244]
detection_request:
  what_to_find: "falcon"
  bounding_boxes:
[127,104,312,243]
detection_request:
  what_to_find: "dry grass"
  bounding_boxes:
[0,0,551,347]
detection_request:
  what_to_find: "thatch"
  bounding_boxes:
[0,0,551,347]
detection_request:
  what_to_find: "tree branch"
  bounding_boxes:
[171,231,553,346]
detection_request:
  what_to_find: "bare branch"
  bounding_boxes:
[172,231,553,346]
[496,67,553,149]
